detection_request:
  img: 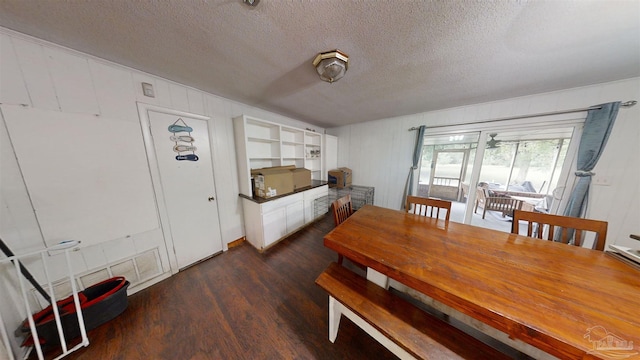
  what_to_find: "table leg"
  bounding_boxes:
[366,268,389,289]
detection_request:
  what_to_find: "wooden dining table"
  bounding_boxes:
[323,205,640,360]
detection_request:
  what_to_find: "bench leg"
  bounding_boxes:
[328,296,342,343]
[329,296,417,360]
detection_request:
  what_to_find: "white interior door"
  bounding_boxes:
[146,108,223,270]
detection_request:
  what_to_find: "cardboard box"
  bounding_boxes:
[251,167,294,198]
[291,168,311,190]
[250,165,294,177]
[328,167,352,188]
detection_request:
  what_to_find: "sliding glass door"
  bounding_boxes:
[478,129,572,196]
[418,125,577,232]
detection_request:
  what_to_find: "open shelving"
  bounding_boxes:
[233,115,325,196]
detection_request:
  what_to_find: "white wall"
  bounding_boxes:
[0,27,324,356]
[329,78,640,249]
[0,26,324,256]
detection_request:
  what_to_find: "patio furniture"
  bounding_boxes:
[474,187,523,219]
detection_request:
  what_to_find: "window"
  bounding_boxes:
[478,128,573,196]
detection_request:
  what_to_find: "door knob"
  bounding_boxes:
[208,196,215,202]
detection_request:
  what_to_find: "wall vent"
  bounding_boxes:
[31,247,163,309]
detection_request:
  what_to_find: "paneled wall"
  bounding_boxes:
[0,26,322,259]
[0,27,323,356]
[329,77,640,249]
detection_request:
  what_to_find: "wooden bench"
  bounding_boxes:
[315,262,511,360]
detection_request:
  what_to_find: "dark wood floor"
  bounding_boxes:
[54,214,399,360]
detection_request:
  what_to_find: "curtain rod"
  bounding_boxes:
[408,100,637,131]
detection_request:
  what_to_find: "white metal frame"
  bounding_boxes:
[0,241,87,360]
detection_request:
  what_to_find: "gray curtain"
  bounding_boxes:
[402,125,426,209]
[563,102,620,219]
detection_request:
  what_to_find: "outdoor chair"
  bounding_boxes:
[474,187,523,219]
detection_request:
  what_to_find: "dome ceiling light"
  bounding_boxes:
[313,50,349,83]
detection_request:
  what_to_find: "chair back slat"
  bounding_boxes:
[406,196,451,221]
[512,210,607,251]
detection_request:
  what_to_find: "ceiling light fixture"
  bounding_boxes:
[313,50,349,83]
[243,0,260,6]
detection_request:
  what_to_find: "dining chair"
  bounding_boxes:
[331,194,353,228]
[511,210,608,251]
[330,194,360,267]
[406,195,451,221]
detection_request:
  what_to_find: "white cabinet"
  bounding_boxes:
[234,115,331,251]
[240,185,328,251]
[262,207,287,247]
[242,192,302,250]
[233,115,324,196]
[286,200,305,233]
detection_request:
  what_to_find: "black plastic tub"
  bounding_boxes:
[19,276,130,347]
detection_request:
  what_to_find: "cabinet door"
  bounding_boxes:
[303,195,314,225]
[286,200,305,234]
[263,208,287,247]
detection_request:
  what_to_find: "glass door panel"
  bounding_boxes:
[429,150,465,201]
[418,132,479,223]
[472,127,574,232]
[477,128,573,195]
[419,126,575,233]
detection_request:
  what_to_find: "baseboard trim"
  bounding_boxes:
[227,237,246,249]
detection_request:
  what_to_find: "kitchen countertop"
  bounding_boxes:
[239,180,328,204]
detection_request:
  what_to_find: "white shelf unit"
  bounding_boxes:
[281,126,305,168]
[305,131,322,182]
[233,115,324,196]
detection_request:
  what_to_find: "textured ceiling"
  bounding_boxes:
[1,0,638,128]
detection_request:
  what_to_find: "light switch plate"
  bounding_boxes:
[593,175,612,186]
[141,82,155,98]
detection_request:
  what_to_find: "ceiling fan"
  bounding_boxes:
[487,133,501,149]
